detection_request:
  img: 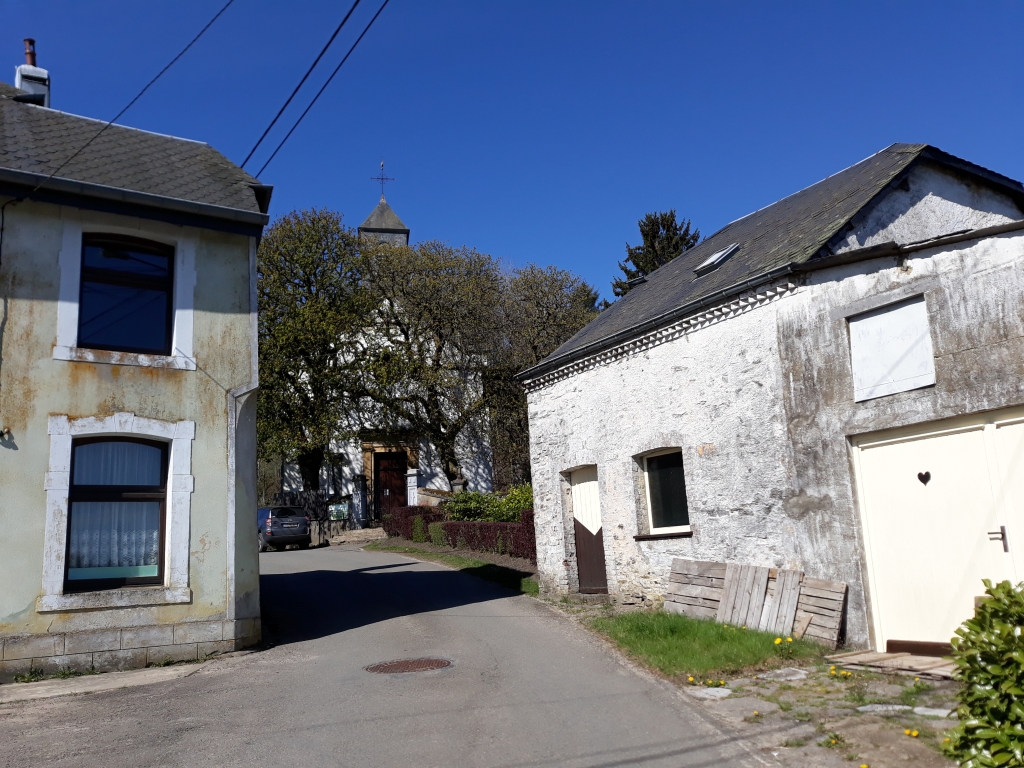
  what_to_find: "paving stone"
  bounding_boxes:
[758,667,808,681]
[686,687,732,700]
[913,706,952,718]
[856,704,912,714]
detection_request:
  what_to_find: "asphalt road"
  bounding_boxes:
[0,545,762,768]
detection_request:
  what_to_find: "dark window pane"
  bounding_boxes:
[78,281,169,353]
[647,452,689,529]
[73,441,164,486]
[67,500,161,580]
[271,508,304,517]
[83,241,170,277]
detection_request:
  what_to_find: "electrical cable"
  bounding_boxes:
[241,0,362,169]
[255,0,390,178]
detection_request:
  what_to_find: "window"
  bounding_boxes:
[78,234,175,355]
[848,295,935,402]
[694,243,739,276]
[66,438,168,591]
[644,450,690,532]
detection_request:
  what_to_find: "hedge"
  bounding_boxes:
[381,506,536,563]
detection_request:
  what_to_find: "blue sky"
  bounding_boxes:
[2,1,1023,301]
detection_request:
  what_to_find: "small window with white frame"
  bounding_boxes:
[643,449,690,533]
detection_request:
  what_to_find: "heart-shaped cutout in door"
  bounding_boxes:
[918,471,931,485]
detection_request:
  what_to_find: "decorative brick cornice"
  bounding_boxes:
[522,279,800,393]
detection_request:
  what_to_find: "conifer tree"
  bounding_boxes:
[612,210,700,297]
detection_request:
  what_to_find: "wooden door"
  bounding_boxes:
[854,421,1017,650]
[374,452,408,519]
[571,466,607,594]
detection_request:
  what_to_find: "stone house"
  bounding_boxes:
[520,143,1024,651]
[0,62,269,679]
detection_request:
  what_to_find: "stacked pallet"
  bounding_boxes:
[665,558,848,649]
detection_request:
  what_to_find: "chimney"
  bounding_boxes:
[15,38,50,108]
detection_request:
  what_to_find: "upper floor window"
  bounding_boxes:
[78,234,175,355]
[644,449,690,533]
[66,437,168,592]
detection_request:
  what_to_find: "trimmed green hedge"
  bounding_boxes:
[443,483,533,522]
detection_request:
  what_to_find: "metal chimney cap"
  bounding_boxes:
[23,39,36,67]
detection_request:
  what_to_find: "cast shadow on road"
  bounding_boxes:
[260,562,522,646]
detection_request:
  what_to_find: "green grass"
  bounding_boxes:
[589,611,824,677]
[363,543,539,595]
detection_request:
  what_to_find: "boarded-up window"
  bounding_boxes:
[849,295,935,402]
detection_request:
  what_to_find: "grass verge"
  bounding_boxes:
[590,610,824,678]
[363,542,539,596]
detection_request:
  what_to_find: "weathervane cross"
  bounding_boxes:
[372,161,394,197]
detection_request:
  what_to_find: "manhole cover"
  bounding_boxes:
[365,658,452,674]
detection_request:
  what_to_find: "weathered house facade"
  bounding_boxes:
[0,73,269,678]
[522,144,1024,650]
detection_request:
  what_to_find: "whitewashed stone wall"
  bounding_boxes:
[528,179,1024,647]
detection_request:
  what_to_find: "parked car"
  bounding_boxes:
[258,507,311,552]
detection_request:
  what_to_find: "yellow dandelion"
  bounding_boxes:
[861,764,869,768]
[774,637,782,645]
[904,729,911,736]
[719,680,725,685]
[786,637,793,642]
[753,710,759,715]
[911,730,919,738]
[914,677,919,681]
[687,676,694,682]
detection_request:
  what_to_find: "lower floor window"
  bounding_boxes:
[66,438,167,590]
[644,449,690,532]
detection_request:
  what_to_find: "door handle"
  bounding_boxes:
[989,525,1009,553]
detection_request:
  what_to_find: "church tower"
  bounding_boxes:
[357,194,410,246]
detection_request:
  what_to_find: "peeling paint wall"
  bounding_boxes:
[527,173,1024,647]
[0,200,258,653]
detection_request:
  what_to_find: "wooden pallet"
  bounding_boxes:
[665,558,847,648]
[826,650,956,680]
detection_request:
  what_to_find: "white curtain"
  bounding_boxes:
[68,441,164,575]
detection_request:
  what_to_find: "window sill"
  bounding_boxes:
[53,346,197,371]
[634,531,693,541]
[37,587,192,613]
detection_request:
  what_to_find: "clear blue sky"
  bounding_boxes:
[2,1,1022,301]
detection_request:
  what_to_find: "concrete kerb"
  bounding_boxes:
[0,662,209,706]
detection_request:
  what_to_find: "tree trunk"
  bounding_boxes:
[297,446,324,491]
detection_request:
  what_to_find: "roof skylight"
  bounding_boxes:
[694,243,739,276]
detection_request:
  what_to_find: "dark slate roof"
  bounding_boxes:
[0,82,25,99]
[522,143,1024,379]
[358,195,409,232]
[0,85,266,219]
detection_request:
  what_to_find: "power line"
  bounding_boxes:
[24,0,237,202]
[255,0,391,178]
[241,0,362,169]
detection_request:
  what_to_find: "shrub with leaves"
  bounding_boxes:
[411,515,427,543]
[443,484,533,523]
[428,522,448,547]
[944,579,1024,767]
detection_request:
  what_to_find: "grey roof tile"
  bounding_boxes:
[359,195,409,232]
[0,91,261,215]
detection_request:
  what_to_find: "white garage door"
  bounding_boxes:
[854,412,1024,649]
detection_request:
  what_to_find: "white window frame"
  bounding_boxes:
[848,295,935,402]
[38,412,195,612]
[53,209,198,371]
[643,448,691,534]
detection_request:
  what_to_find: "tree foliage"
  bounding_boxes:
[612,209,700,297]
[257,209,368,490]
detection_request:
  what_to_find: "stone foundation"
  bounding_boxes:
[0,619,260,682]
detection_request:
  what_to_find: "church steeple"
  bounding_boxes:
[358,161,410,245]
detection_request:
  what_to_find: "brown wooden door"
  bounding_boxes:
[571,466,608,593]
[374,452,408,518]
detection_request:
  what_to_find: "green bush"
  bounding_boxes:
[443,483,533,523]
[944,579,1024,767]
[411,515,427,543]
[428,522,448,547]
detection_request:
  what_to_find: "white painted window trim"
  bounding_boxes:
[643,448,692,534]
[53,210,198,371]
[38,412,195,612]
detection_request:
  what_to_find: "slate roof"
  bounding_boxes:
[522,143,1024,379]
[359,195,409,232]
[0,83,265,218]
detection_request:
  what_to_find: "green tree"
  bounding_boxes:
[358,240,503,485]
[487,265,600,486]
[257,209,368,490]
[612,210,700,297]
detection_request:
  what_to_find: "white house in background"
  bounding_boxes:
[0,48,269,679]
[520,143,1024,652]
[281,194,493,522]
